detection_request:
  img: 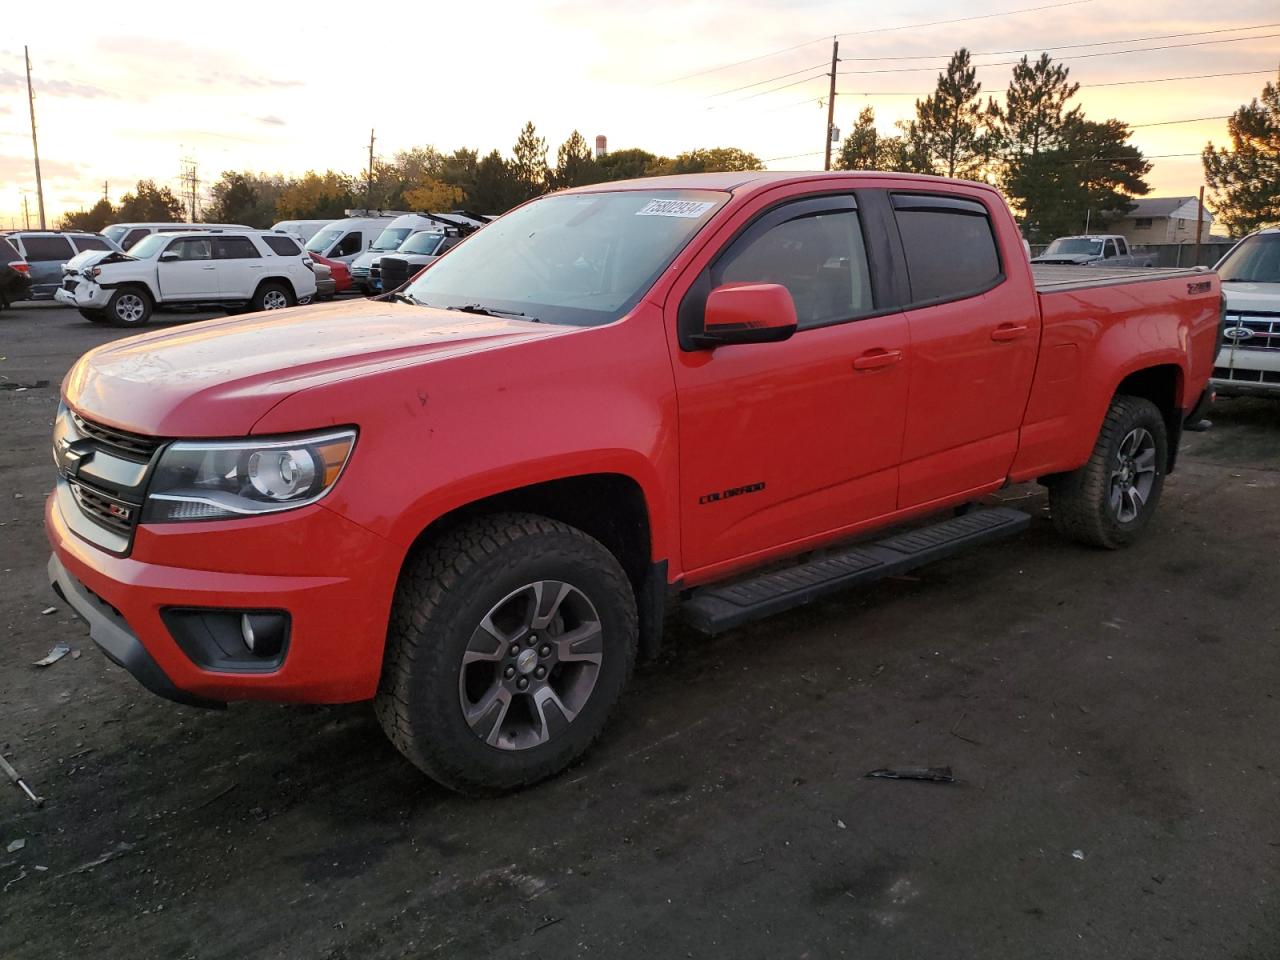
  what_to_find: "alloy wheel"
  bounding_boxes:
[458,580,604,751]
[1109,426,1157,523]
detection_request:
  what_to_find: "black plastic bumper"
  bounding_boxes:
[47,554,225,710]
[1184,386,1215,430]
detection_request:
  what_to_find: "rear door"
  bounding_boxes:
[670,188,910,575]
[16,235,75,294]
[889,192,1040,508]
[157,237,218,299]
[212,236,263,298]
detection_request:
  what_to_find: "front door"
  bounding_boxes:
[670,191,910,577]
[887,191,1041,508]
[157,236,218,299]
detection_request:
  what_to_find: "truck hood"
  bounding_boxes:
[1221,281,1280,313]
[1030,253,1101,265]
[63,249,122,275]
[64,298,570,437]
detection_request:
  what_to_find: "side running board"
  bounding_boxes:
[681,506,1030,635]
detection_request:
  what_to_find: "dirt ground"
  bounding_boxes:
[1,301,1278,959]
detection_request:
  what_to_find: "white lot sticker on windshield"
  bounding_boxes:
[636,199,715,218]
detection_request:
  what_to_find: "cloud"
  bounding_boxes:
[257,114,286,126]
[0,67,117,99]
[212,71,302,90]
[0,154,80,183]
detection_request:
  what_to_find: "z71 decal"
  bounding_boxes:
[699,482,766,505]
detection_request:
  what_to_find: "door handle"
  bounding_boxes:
[852,348,903,370]
[201,266,216,271]
[990,323,1028,341]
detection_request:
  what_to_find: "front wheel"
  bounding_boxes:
[105,287,152,327]
[1047,394,1168,549]
[375,513,638,794]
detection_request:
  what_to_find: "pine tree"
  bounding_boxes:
[552,131,598,189]
[1202,70,1280,236]
[914,49,998,180]
[836,107,880,170]
[511,122,550,203]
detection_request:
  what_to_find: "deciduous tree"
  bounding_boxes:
[275,171,356,220]
[114,180,183,223]
[59,198,115,233]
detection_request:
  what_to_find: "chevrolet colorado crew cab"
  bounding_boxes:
[46,171,1221,794]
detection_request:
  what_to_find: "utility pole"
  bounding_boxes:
[366,129,376,209]
[103,181,109,203]
[1193,185,1205,266]
[24,46,46,229]
[22,194,31,230]
[823,38,839,171]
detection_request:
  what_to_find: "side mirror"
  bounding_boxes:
[692,283,798,349]
[158,251,179,263]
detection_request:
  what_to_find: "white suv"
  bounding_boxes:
[55,230,318,327]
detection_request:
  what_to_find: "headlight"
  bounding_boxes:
[141,429,356,523]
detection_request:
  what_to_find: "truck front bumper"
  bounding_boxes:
[45,491,401,705]
[1212,345,1280,398]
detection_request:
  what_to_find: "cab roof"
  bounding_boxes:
[560,169,996,197]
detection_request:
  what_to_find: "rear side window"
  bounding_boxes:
[214,236,261,259]
[712,203,874,330]
[262,235,300,256]
[892,194,1002,304]
[19,236,75,261]
[73,236,111,252]
[1,238,22,261]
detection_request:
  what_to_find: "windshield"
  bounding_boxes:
[401,231,445,255]
[126,234,171,258]
[1218,234,1280,283]
[305,228,342,253]
[1045,238,1103,256]
[403,190,727,326]
[103,225,128,245]
[372,227,413,251]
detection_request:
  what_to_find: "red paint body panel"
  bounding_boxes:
[309,253,352,293]
[46,171,1220,704]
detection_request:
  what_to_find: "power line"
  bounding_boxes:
[835,68,1276,99]
[660,0,1096,84]
[833,20,1280,62]
[709,71,832,108]
[837,30,1280,75]
[1130,115,1231,128]
[705,61,829,98]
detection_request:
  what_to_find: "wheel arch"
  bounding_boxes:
[254,276,296,301]
[1112,362,1184,471]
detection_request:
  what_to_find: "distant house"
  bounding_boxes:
[1111,197,1225,244]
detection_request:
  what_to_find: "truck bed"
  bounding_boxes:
[1032,263,1209,293]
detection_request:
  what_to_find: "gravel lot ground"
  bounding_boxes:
[1,301,1278,959]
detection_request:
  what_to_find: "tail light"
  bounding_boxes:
[9,261,29,274]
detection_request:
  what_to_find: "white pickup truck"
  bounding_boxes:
[1031,234,1158,268]
[55,230,317,327]
[1212,227,1280,398]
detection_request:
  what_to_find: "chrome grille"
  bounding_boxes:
[1223,312,1280,352]
[69,411,161,461]
[68,478,137,535]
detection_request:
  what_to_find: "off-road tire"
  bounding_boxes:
[251,281,293,312]
[375,512,638,795]
[78,308,107,323]
[105,286,153,327]
[1048,394,1168,549]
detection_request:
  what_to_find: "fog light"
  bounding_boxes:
[240,613,287,658]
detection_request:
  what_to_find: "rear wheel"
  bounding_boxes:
[105,287,152,327]
[375,513,638,794]
[1047,394,1168,549]
[251,282,293,312]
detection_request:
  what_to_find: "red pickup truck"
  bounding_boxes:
[46,171,1221,793]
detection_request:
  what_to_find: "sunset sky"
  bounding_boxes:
[1,0,1276,228]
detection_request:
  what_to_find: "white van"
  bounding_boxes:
[269,220,334,245]
[102,222,253,253]
[348,214,441,292]
[303,215,403,267]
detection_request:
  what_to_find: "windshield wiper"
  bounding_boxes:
[383,292,421,305]
[447,304,541,322]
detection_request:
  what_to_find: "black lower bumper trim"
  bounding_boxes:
[1184,386,1215,429]
[47,554,225,710]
